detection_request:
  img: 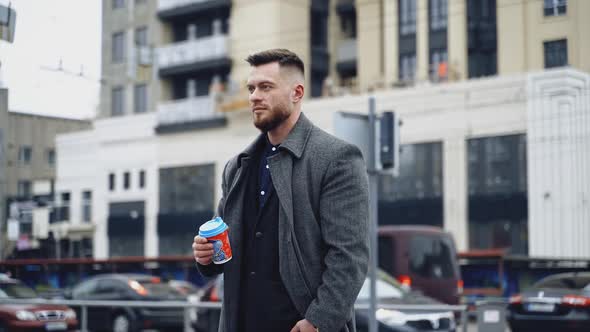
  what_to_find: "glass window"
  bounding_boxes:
[430,49,448,81]
[47,148,55,166]
[535,275,590,290]
[399,53,416,82]
[468,135,527,195]
[17,181,32,199]
[18,146,32,165]
[379,142,443,200]
[135,26,148,46]
[378,236,396,276]
[399,0,417,35]
[112,0,125,9]
[159,164,215,214]
[139,170,146,188]
[544,0,567,16]
[544,39,568,69]
[134,84,147,113]
[112,31,125,63]
[72,279,98,298]
[124,172,130,190]
[429,0,448,30]
[409,235,455,279]
[112,86,125,116]
[109,173,116,191]
[82,191,92,223]
[0,282,37,298]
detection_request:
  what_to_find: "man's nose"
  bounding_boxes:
[249,88,262,102]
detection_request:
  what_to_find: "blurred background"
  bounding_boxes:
[0,1,589,330]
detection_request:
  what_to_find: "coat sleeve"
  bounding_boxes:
[304,144,370,331]
[196,161,230,277]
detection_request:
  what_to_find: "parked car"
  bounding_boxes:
[507,272,590,332]
[66,273,186,332]
[378,226,463,304]
[0,275,78,331]
[193,270,455,332]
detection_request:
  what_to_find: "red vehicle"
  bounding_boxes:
[0,276,78,331]
[378,225,463,305]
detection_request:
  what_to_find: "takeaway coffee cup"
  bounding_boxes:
[199,217,232,264]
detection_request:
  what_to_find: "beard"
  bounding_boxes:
[253,104,292,132]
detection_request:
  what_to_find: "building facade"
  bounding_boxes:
[0,88,90,259]
[40,0,590,259]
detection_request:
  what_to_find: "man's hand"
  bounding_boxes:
[192,235,214,265]
[290,319,317,332]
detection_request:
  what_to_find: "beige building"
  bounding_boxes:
[100,0,590,119]
[0,88,90,258]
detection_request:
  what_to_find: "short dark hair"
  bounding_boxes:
[246,48,305,76]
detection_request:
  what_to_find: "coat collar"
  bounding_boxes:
[237,112,313,166]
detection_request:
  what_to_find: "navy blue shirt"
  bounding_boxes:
[258,137,280,209]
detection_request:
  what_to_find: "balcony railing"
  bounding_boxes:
[158,0,210,12]
[156,96,221,127]
[156,35,228,70]
[337,38,357,63]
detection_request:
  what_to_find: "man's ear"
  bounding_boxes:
[292,84,304,102]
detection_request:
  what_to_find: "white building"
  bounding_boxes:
[49,67,590,259]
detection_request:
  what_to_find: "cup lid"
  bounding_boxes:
[199,217,228,238]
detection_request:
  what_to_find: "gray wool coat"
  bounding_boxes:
[197,113,369,332]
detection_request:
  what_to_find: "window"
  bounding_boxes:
[60,192,71,221]
[135,27,148,46]
[139,170,146,188]
[112,86,125,116]
[134,84,147,113]
[409,235,455,279]
[399,0,417,35]
[430,49,448,81]
[124,172,131,190]
[47,149,55,166]
[429,0,448,30]
[112,0,125,9]
[109,173,116,191]
[544,0,566,16]
[82,191,92,223]
[399,53,416,82]
[544,39,568,68]
[112,31,125,63]
[18,146,32,165]
[17,181,32,198]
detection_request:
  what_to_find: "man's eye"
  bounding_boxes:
[261,85,271,90]
[247,86,254,93]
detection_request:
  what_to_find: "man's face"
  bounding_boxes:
[246,62,293,132]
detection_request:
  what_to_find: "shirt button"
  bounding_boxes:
[255,232,263,238]
[250,271,256,277]
[260,190,265,196]
[266,165,269,169]
[272,147,276,151]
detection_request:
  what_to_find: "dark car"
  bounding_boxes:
[0,276,78,331]
[67,273,185,332]
[507,272,590,332]
[193,270,455,332]
[378,226,463,305]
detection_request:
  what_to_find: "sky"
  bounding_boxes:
[0,0,101,120]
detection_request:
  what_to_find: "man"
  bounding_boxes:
[193,49,369,332]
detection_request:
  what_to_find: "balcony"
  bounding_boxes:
[157,35,231,77]
[158,0,231,20]
[155,96,227,134]
[336,39,357,76]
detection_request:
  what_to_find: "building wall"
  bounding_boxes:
[229,0,311,91]
[100,0,160,118]
[498,0,590,74]
[527,68,590,258]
